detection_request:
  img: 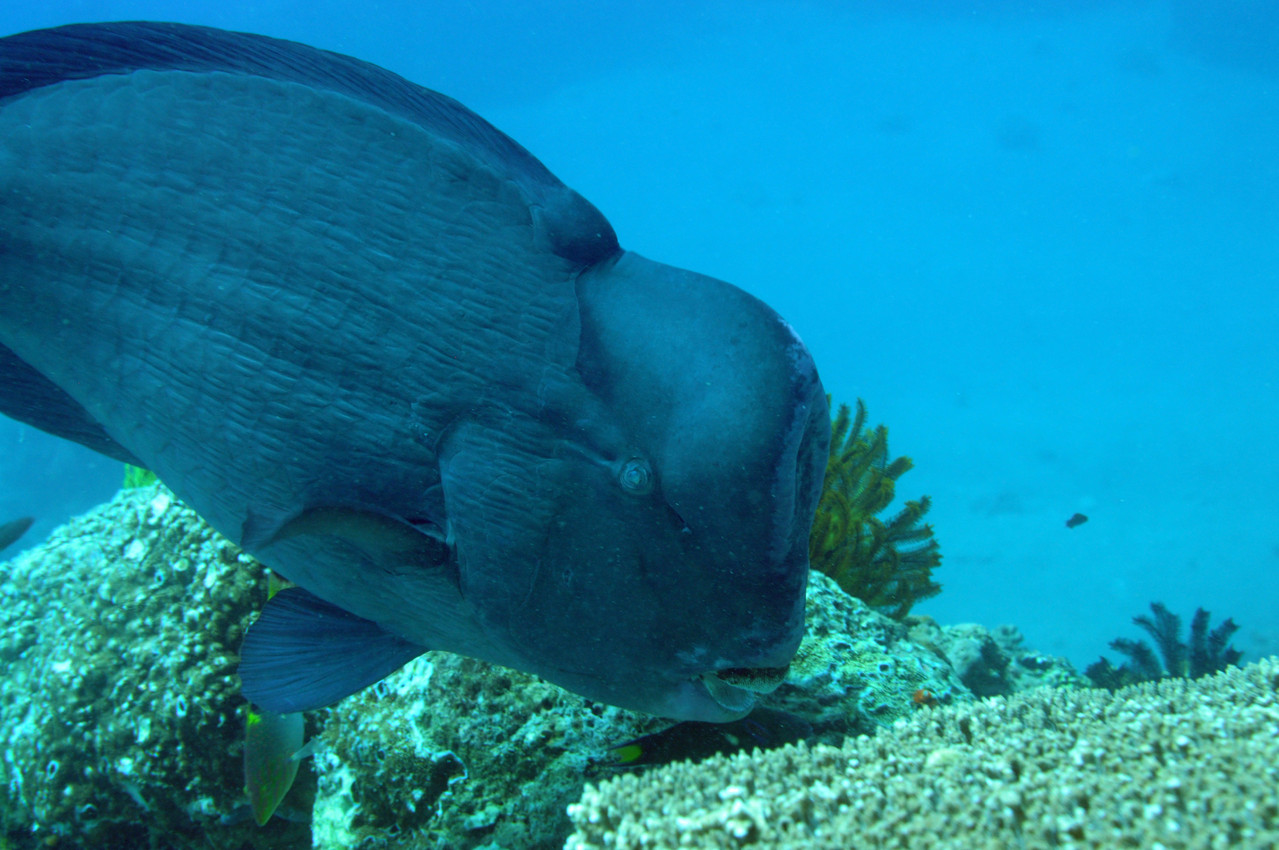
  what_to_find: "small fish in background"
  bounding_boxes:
[243,707,314,826]
[0,516,34,553]
[1066,512,1089,529]
[599,707,813,772]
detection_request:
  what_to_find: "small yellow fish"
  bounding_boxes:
[243,707,309,826]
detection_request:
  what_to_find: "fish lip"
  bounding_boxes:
[697,665,790,713]
[714,665,790,694]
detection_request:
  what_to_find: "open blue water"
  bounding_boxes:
[2,0,1275,673]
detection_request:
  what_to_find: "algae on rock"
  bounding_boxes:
[310,655,664,850]
[766,573,969,739]
[0,485,306,850]
[906,618,1088,697]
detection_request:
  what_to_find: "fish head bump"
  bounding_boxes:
[439,252,829,721]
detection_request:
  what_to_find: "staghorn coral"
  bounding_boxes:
[567,657,1279,850]
[1086,601,1243,689]
[808,399,941,618]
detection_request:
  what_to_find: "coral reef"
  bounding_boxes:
[308,574,982,847]
[1086,601,1243,689]
[0,484,666,849]
[308,575,971,848]
[808,399,941,618]
[907,619,1088,697]
[566,657,1279,849]
[0,485,305,849]
[309,653,664,849]
[765,573,969,739]
[2,486,998,849]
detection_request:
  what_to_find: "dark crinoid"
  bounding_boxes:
[808,398,941,619]
[1085,602,1243,690]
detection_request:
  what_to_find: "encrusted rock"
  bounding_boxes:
[767,573,971,738]
[0,485,302,849]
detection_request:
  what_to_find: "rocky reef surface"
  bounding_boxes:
[1,486,1082,849]
[0,486,302,849]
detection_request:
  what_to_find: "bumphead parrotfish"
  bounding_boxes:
[0,22,829,721]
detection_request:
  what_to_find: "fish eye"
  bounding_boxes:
[617,457,654,496]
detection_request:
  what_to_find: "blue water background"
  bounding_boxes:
[2,1,1276,671]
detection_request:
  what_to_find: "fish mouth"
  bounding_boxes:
[698,665,790,713]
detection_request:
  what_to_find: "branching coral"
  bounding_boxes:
[567,659,1279,850]
[808,399,940,619]
[1085,601,1243,689]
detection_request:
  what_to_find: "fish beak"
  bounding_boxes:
[698,665,790,713]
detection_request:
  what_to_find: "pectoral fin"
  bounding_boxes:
[239,586,426,713]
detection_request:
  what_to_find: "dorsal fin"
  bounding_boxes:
[0,21,619,266]
[0,343,140,464]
